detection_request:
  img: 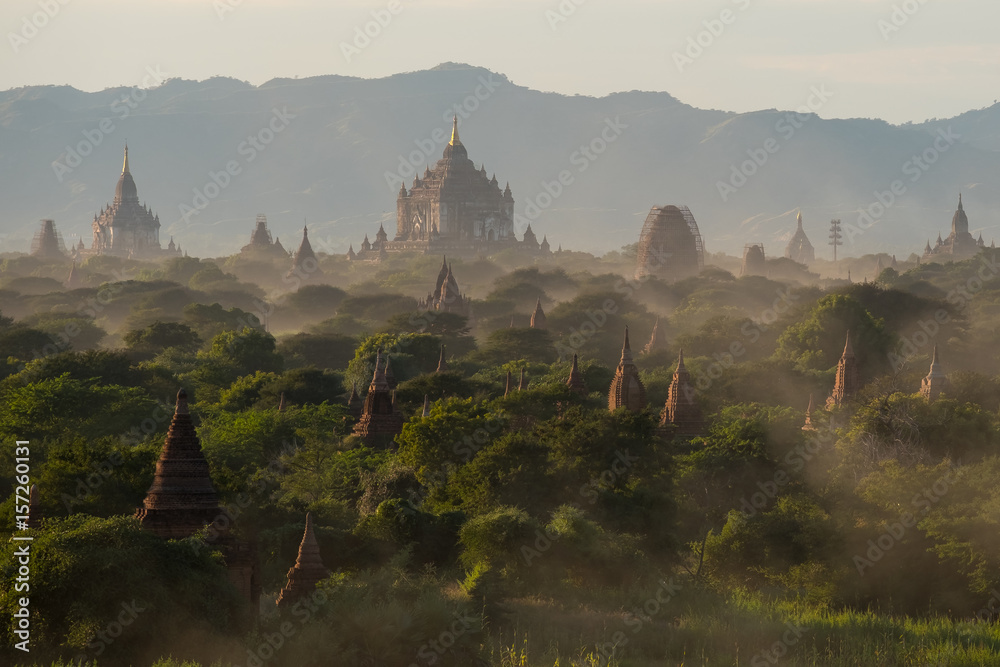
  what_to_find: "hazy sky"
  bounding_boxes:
[1,0,997,123]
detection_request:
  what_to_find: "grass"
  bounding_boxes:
[19,585,1000,666]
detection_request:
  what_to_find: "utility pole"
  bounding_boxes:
[829,219,843,263]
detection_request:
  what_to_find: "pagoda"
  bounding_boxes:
[784,212,815,264]
[826,332,861,408]
[608,328,646,412]
[530,298,547,329]
[91,146,176,258]
[920,346,948,401]
[276,513,329,608]
[352,351,405,444]
[135,389,259,605]
[566,354,587,395]
[661,350,705,436]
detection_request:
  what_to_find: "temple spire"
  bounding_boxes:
[567,354,587,395]
[422,394,431,418]
[621,327,634,365]
[122,144,130,175]
[449,116,461,146]
[276,513,329,608]
[436,344,448,373]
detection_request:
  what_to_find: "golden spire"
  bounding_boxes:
[122,144,130,175]
[449,116,461,146]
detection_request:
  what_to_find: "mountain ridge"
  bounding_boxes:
[2,63,998,258]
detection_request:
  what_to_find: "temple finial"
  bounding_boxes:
[175,388,189,415]
[449,116,461,146]
[122,144,130,175]
[796,210,803,228]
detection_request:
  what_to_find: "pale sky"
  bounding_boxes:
[1,0,997,123]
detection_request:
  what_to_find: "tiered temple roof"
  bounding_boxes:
[923,194,983,261]
[241,214,288,257]
[530,298,546,329]
[352,351,405,444]
[420,257,470,315]
[288,225,321,279]
[91,146,174,258]
[661,350,705,436]
[276,513,329,608]
[827,332,861,408]
[643,317,664,355]
[920,346,948,401]
[135,389,223,539]
[608,328,647,412]
[567,354,587,395]
[784,212,815,264]
[30,219,67,259]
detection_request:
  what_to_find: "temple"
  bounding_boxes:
[436,345,449,373]
[827,332,861,408]
[922,194,983,261]
[661,350,705,436]
[240,214,288,258]
[351,119,547,257]
[90,146,178,258]
[920,346,948,401]
[802,394,816,431]
[635,205,704,281]
[530,299,546,329]
[643,317,664,355]
[135,389,259,605]
[30,219,67,259]
[351,351,405,444]
[287,225,321,279]
[566,354,587,395]
[608,327,647,412]
[420,257,470,315]
[740,244,766,277]
[276,513,329,608]
[785,212,815,264]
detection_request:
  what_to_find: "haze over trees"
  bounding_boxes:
[4,239,1000,665]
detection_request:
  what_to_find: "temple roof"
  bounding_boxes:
[115,145,139,203]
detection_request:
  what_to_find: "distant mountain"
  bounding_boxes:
[2,63,998,258]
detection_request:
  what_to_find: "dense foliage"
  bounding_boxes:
[3,246,1000,665]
